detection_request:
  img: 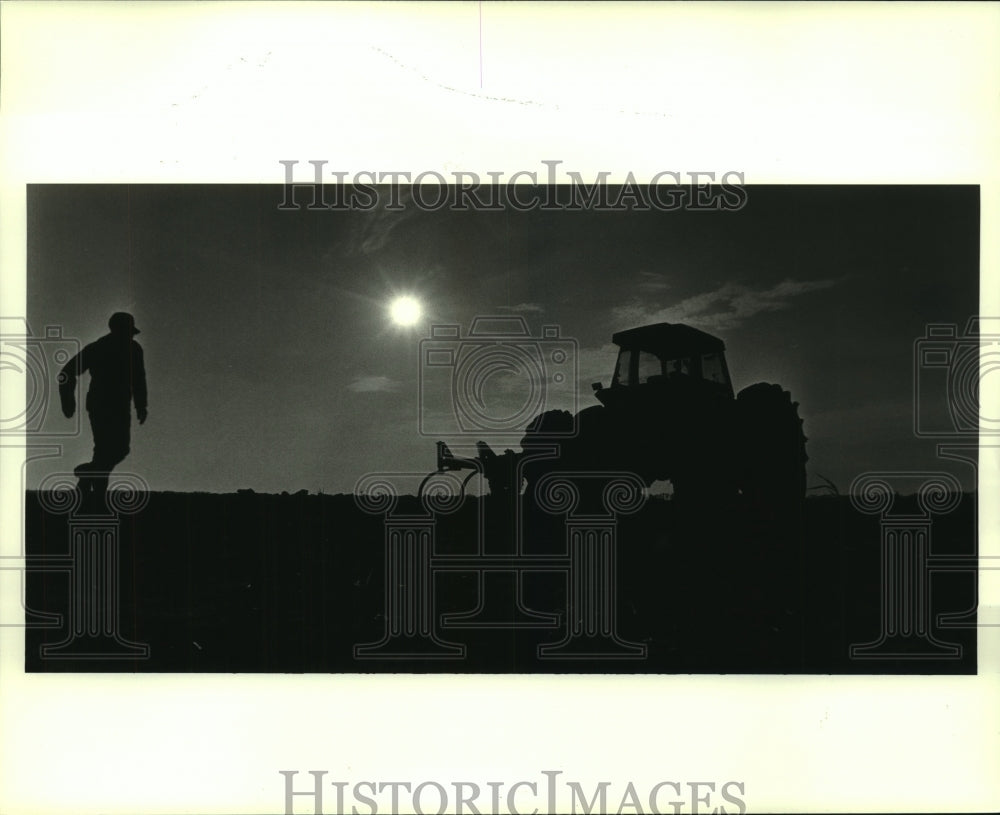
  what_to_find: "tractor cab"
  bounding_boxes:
[593,322,735,404]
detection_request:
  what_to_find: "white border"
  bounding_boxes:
[2,3,998,814]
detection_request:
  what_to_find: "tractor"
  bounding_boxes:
[437,322,808,515]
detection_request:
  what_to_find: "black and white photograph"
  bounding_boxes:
[1,3,998,815]
[21,181,982,676]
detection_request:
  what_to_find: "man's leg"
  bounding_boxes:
[88,410,131,508]
[73,460,94,485]
[74,413,102,500]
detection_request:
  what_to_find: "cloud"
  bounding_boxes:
[347,188,419,256]
[497,302,545,314]
[635,271,672,292]
[612,277,840,333]
[348,375,401,393]
[576,343,620,391]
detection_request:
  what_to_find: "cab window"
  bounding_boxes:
[701,352,728,385]
[636,351,663,384]
[613,349,633,386]
[665,357,692,377]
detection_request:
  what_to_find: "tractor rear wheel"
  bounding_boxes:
[735,383,808,519]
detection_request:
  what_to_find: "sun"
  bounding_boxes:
[389,295,423,327]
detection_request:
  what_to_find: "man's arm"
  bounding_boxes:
[58,344,90,418]
[132,342,147,424]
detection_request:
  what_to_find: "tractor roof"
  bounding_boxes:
[611,322,725,356]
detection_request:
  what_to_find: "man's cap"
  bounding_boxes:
[109,312,140,335]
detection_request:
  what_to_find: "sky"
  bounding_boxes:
[25,184,979,494]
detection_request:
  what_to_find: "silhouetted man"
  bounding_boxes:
[59,312,148,507]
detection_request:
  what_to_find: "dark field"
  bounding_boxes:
[24,490,978,673]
